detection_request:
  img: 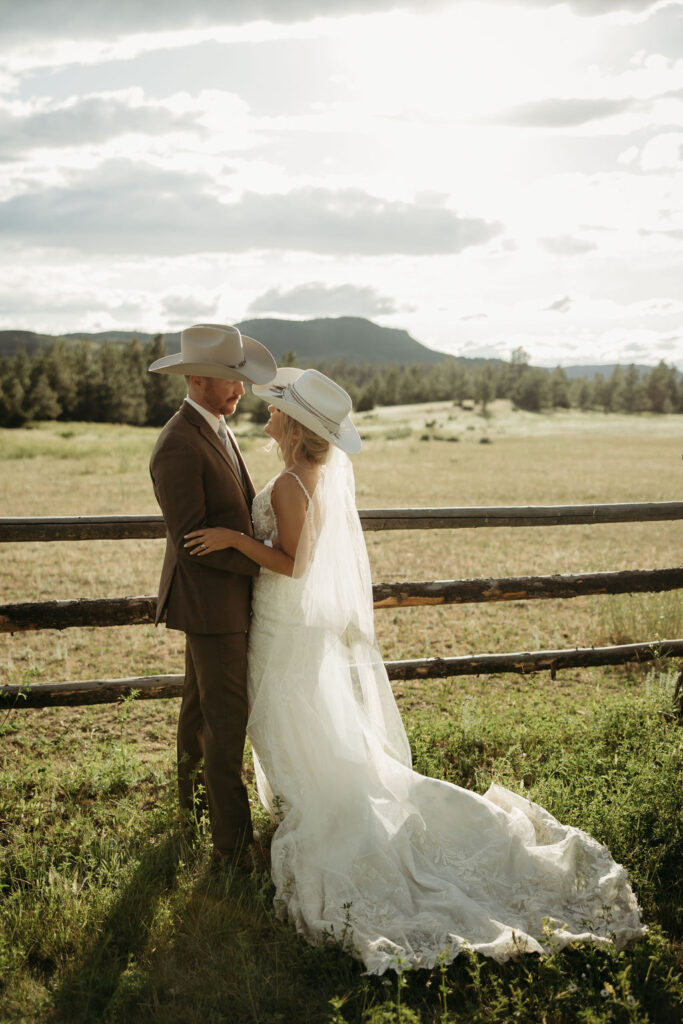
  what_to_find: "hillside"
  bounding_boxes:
[0,329,63,357]
[561,363,652,380]
[0,317,446,366]
[0,320,663,377]
[235,317,445,364]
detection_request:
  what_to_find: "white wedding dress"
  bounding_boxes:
[246,450,646,975]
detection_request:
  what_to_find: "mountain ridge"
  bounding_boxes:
[0,318,659,377]
[0,317,445,365]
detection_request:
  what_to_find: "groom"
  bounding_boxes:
[148,323,277,866]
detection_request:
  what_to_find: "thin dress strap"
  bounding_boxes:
[283,470,312,504]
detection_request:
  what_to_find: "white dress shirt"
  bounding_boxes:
[184,396,240,473]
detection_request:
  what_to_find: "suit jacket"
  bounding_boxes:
[149,401,259,634]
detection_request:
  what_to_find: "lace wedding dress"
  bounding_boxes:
[246,450,646,975]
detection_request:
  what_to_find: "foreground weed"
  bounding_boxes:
[1,670,681,1023]
[607,591,682,645]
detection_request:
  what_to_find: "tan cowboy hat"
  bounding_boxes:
[253,367,361,454]
[148,323,277,384]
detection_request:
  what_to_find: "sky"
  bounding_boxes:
[0,0,681,367]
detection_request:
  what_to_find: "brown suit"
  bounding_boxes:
[150,400,259,853]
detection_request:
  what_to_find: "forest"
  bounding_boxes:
[0,333,681,428]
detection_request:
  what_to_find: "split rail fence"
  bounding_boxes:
[1,501,682,709]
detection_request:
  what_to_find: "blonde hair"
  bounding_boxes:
[279,411,330,465]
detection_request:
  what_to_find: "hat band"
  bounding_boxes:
[271,382,342,440]
[182,345,246,370]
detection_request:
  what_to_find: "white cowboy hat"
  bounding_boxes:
[147,323,277,384]
[253,367,361,454]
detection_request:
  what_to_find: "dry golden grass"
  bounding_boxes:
[1,403,681,708]
[3,406,682,1024]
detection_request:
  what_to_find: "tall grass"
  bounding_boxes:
[2,412,682,695]
[1,408,682,1021]
[1,670,681,1024]
[607,592,682,646]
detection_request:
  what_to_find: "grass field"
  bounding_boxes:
[1,402,682,1023]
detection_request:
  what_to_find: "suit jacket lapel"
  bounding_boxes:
[227,430,256,500]
[180,402,251,501]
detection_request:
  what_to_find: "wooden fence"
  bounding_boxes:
[1,501,682,709]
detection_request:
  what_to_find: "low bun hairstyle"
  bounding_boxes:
[279,411,330,465]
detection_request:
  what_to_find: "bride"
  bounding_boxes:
[184,367,646,975]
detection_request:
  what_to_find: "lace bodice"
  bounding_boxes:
[251,477,278,544]
[251,471,313,545]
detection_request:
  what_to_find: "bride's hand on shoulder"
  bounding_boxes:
[184,526,238,555]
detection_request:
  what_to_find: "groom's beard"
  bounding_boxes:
[222,395,241,417]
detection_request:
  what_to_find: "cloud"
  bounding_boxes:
[0,282,148,327]
[540,235,597,255]
[248,282,399,316]
[0,1,441,44]
[526,0,666,14]
[482,97,637,128]
[545,295,573,312]
[161,290,220,326]
[1,0,666,45]
[639,130,683,170]
[0,93,203,158]
[0,160,502,256]
[640,227,683,240]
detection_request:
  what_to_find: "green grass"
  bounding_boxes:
[0,407,682,1022]
[0,670,681,1024]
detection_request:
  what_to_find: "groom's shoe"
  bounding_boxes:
[211,846,250,873]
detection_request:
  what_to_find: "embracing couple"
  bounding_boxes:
[149,324,645,975]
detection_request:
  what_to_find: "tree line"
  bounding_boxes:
[0,336,681,429]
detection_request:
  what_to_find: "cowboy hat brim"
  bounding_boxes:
[148,334,277,385]
[253,367,361,455]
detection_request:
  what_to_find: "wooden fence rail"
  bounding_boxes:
[3,640,683,710]
[1,500,683,542]
[2,568,682,633]
[1,502,681,709]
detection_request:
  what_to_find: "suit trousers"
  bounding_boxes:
[177,631,253,854]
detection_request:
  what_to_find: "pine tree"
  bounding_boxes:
[43,340,78,418]
[71,339,102,421]
[143,335,184,426]
[674,370,683,413]
[97,341,146,424]
[356,381,376,412]
[378,366,400,406]
[474,369,494,413]
[512,367,548,411]
[550,367,571,408]
[607,367,626,412]
[622,364,645,413]
[575,379,592,411]
[11,349,31,393]
[645,360,676,413]
[0,375,27,426]
[591,375,611,412]
[27,371,62,420]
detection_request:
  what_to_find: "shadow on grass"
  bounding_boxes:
[48,835,183,1024]
[96,856,372,1024]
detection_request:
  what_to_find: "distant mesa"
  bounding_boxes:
[0,318,657,376]
[234,317,446,365]
[0,316,447,366]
